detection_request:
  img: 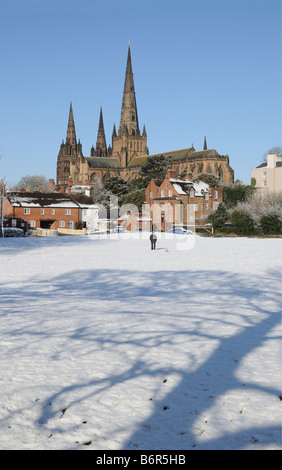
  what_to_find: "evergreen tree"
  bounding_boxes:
[208,203,230,227]
[231,209,256,235]
[140,155,171,182]
[104,176,128,198]
[223,184,256,208]
[194,173,220,187]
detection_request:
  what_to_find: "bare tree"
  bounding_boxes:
[13,175,52,192]
[262,146,282,162]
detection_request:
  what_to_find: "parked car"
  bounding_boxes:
[2,227,25,237]
[112,227,128,233]
[88,229,107,235]
[169,228,193,234]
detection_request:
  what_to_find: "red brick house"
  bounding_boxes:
[5,192,82,231]
[145,170,222,231]
[117,211,152,232]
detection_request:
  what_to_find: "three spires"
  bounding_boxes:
[63,44,209,166]
[64,42,147,162]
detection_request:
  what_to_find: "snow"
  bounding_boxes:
[193,181,209,196]
[0,233,281,450]
[172,183,187,195]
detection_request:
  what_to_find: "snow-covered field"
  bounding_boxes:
[0,233,281,450]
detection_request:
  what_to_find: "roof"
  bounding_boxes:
[7,192,80,208]
[128,147,222,167]
[128,147,195,167]
[85,157,120,169]
[118,212,151,221]
[71,194,99,208]
[190,149,220,158]
[255,161,282,168]
[167,178,209,197]
[6,192,98,209]
[193,181,210,196]
[82,147,223,170]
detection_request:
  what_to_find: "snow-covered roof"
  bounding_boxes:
[169,178,193,184]
[172,183,187,195]
[7,192,100,210]
[193,181,209,196]
[168,178,209,197]
[7,192,80,208]
[118,212,152,221]
[78,204,99,209]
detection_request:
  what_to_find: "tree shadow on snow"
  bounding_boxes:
[1,265,281,449]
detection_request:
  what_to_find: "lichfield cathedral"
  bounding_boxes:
[56,44,234,189]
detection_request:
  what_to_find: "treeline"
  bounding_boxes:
[208,185,282,235]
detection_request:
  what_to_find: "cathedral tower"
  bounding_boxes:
[57,99,83,186]
[91,105,108,158]
[112,43,148,166]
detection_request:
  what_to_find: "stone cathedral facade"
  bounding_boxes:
[56,45,234,189]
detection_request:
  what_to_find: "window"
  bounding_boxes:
[30,221,36,228]
[51,209,55,215]
[150,191,153,198]
[169,190,172,197]
[24,208,30,215]
[41,209,44,215]
[65,209,71,215]
[214,190,218,200]
[161,190,165,197]
[59,221,65,227]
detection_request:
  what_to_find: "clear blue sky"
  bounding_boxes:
[0,0,281,186]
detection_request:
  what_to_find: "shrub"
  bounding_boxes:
[208,203,230,227]
[260,213,282,234]
[231,209,256,235]
[75,221,83,230]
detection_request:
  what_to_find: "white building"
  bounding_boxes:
[80,202,99,233]
[251,153,282,193]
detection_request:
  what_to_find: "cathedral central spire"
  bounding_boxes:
[66,98,77,147]
[118,43,139,136]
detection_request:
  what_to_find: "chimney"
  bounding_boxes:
[167,169,176,178]
[267,153,277,169]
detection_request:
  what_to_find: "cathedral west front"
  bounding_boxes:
[57,44,234,189]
